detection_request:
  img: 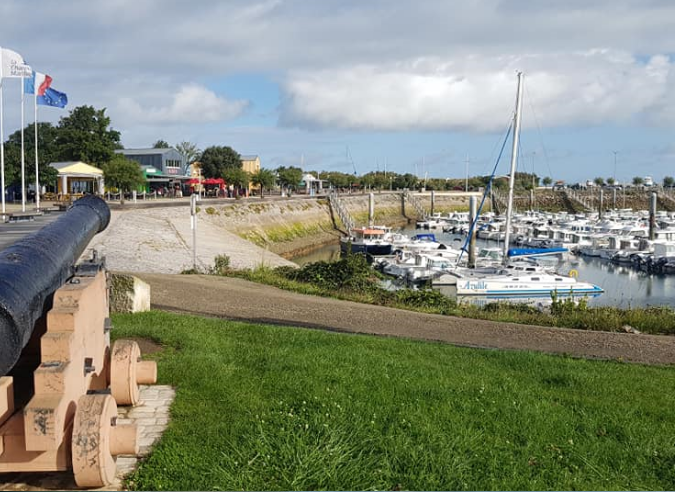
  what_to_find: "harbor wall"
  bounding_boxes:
[198,192,481,257]
[195,189,673,258]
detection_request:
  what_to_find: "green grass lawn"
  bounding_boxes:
[114,311,675,491]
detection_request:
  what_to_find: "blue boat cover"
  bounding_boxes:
[507,247,568,257]
[413,233,437,242]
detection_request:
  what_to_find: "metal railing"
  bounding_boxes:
[564,189,593,212]
[328,191,355,234]
[403,190,427,218]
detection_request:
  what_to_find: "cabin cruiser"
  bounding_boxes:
[340,227,393,256]
[443,272,603,297]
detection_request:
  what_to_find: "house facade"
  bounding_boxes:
[116,148,188,192]
[241,155,261,192]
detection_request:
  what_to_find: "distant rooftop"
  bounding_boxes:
[240,155,259,161]
[116,148,177,155]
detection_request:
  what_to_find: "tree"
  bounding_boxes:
[175,141,200,167]
[152,139,170,148]
[393,173,419,190]
[594,177,605,187]
[607,177,616,186]
[55,106,121,167]
[222,167,250,190]
[251,169,276,198]
[3,122,60,189]
[102,154,146,204]
[323,171,351,189]
[632,176,644,186]
[542,176,552,188]
[663,176,675,188]
[200,146,241,178]
[276,166,303,190]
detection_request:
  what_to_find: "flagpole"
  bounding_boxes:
[34,91,39,211]
[0,46,5,215]
[20,75,26,212]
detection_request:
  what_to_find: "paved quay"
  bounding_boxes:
[84,202,297,273]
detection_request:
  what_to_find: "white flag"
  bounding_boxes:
[1,48,32,78]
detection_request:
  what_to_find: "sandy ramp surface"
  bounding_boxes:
[85,208,296,274]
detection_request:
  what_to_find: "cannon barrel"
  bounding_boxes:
[0,195,111,376]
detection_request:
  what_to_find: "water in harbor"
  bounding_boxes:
[291,226,675,308]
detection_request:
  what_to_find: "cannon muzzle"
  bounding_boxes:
[0,195,111,376]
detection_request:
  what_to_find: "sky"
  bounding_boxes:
[1,0,675,184]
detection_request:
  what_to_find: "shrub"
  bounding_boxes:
[285,254,378,291]
[211,254,231,275]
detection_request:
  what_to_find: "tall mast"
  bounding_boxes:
[503,71,524,264]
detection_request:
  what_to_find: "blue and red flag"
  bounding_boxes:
[24,71,68,108]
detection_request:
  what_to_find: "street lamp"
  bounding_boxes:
[465,155,469,192]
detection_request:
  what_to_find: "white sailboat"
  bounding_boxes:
[433,72,603,299]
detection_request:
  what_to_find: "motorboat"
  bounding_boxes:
[452,273,603,296]
[340,227,393,256]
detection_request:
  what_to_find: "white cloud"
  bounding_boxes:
[117,84,248,125]
[280,51,672,132]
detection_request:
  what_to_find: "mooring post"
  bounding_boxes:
[529,188,534,211]
[650,191,657,240]
[469,196,477,268]
[599,188,604,220]
[613,187,617,209]
[430,190,435,216]
[368,192,375,227]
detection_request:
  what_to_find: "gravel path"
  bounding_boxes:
[138,273,675,366]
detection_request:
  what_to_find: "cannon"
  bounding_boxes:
[0,195,157,487]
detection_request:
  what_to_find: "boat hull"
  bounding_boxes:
[340,240,392,256]
[455,278,604,296]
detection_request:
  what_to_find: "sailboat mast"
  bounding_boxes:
[503,71,524,265]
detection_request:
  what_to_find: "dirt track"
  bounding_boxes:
[138,273,675,366]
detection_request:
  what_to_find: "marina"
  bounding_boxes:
[292,225,675,308]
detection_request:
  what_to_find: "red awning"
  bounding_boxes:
[202,178,226,185]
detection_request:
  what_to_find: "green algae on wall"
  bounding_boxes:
[238,220,335,247]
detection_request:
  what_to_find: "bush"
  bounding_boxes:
[285,254,378,291]
[211,254,231,275]
[394,288,457,314]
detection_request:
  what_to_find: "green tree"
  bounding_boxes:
[222,167,250,191]
[55,106,121,167]
[323,171,351,189]
[663,176,674,188]
[2,122,60,189]
[607,177,616,186]
[175,141,200,167]
[200,146,241,178]
[542,176,553,188]
[632,176,644,186]
[594,177,605,187]
[393,173,419,190]
[152,139,170,148]
[276,166,303,190]
[102,154,146,204]
[251,169,276,198]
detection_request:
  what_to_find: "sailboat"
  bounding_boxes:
[433,72,603,299]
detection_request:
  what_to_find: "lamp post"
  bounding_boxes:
[612,151,618,183]
[465,155,469,192]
